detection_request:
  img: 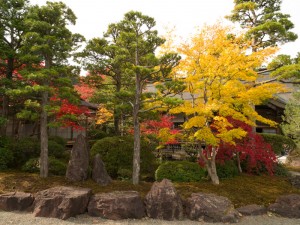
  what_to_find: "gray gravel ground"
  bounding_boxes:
[0,212,299,225]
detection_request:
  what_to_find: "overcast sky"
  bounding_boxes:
[30,0,300,57]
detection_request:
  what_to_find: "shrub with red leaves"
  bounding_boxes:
[216,118,277,175]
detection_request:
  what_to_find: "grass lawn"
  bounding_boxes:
[0,171,299,208]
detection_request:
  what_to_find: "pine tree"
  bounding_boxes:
[0,0,29,135]
[17,1,84,178]
[227,0,297,51]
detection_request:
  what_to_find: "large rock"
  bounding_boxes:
[66,134,89,181]
[32,186,92,220]
[237,204,267,216]
[88,191,145,220]
[144,179,183,220]
[289,175,300,189]
[92,154,112,186]
[185,192,240,223]
[268,194,300,218]
[0,192,34,211]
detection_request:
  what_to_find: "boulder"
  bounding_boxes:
[0,192,34,211]
[66,134,89,181]
[268,194,300,218]
[32,186,92,220]
[92,154,112,186]
[237,204,267,216]
[289,175,300,189]
[88,191,145,220]
[185,192,240,223]
[145,179,183,220]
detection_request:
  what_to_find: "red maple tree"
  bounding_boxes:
[50,96,90,130]
[140,115,180,145]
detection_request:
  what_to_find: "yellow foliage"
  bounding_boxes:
[96,105,113,125]
[157,128,172,143]
[217,128,247,145]
[184,116,206,129]
[194,127,218,146]
[169,23,283,146]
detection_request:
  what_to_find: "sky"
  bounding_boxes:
[30,0,300,58]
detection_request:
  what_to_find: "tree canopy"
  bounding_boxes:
[226,0,297,51]
[170,24,285,184]
[12,1,84,177]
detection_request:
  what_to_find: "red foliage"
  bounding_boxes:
[142,115,173,133]
[216,118,277,175]
[74,83,95,100]
[50,96,90,130]
[56,99,89,117]
[139,115,180,144]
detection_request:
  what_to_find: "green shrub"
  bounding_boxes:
[22,157,67,175]
[117,168,132,180]
[274,163,289,177]
[155,161,206,182]
[90,136,158,180]
[21,158,39,173]
[216,160,239,179]
[88,129,110,140]
[0,147,13,170]
[0,136,13,148]
[48,157,67,176]
[49,136,67,147]
[0,137,14,170]
[261,134,297,155]
[48,140,66,159]
[11,137,40,167]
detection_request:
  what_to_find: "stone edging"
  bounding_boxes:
[0,179,299,223]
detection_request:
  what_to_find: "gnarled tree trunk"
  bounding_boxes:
[200,146,220,185]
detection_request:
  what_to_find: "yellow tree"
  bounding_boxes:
[170,24,285,185]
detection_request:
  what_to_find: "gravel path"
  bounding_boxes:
[0,212,299,225]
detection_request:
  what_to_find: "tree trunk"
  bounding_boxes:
[132,103,140,185]
[236,152,243,173]
[40,90,49,178]
[113,79,122,135]
[113,109,120,135]
[132,36,141,185]
[206,159,219,185]
[132,70,141,184]
[39,57,50,178]
[200,146,220,185]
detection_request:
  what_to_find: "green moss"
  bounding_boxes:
[175,174,300,207]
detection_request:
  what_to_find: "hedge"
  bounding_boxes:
[155,161,206,182]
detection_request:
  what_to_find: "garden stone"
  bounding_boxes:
[92,154,112,186]
[185,192,240,223]
[268,194,300,218]
[66,134,89,181]
[289,175,300,189]
[145,179,183,220]
[0,192,34,211]
[88,191,145,219]
[237,204,267,216]
[32,186,92,220]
